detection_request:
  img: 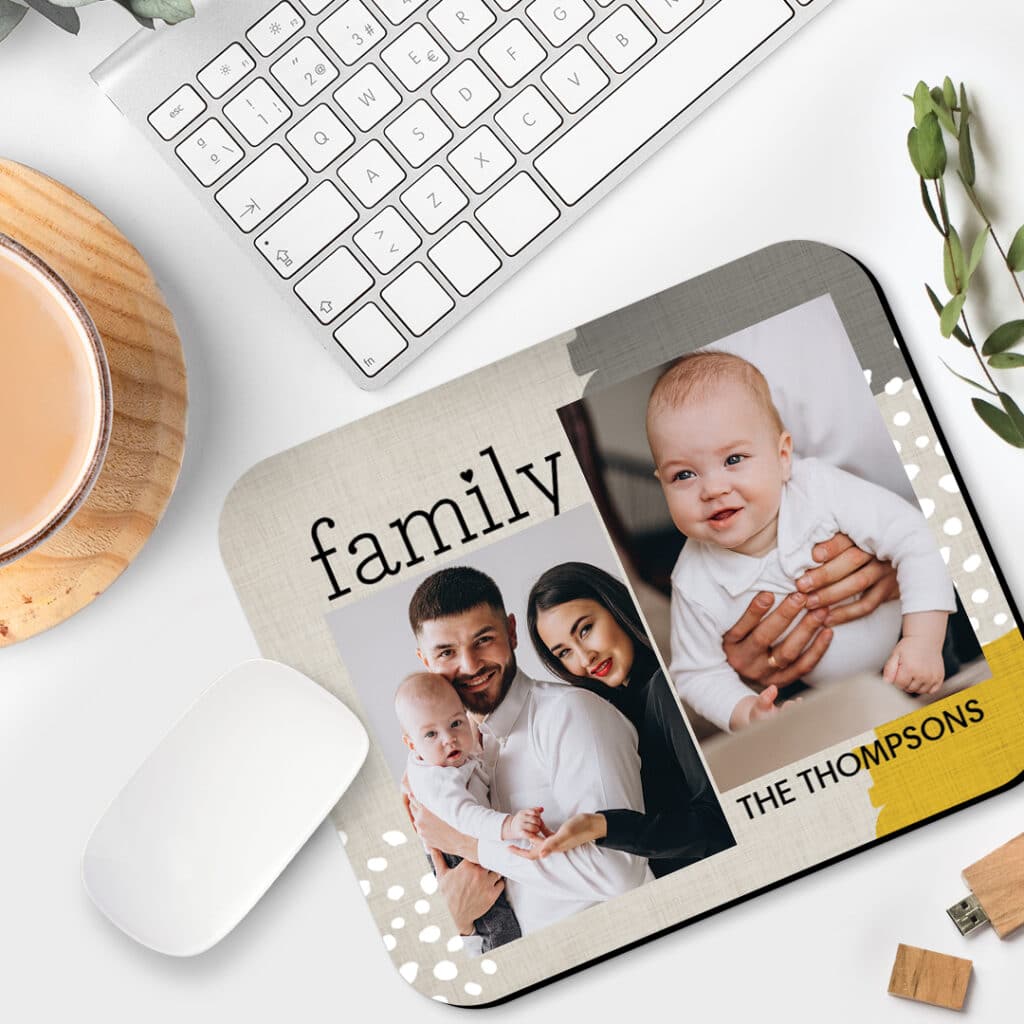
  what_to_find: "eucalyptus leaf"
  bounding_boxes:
[925,283,944,316]
[915,112,946,179]
[929,87,956,134]
[972,398,1024,447]
[988,353,1024,369]
[1007,225,1024,272]
[0,0,28,43]
[43,0,105,7]
[982,320,1024,356]
[919,177,942,234]
[958,174,983,221]
[940,293,966,338]
[114,0,153,27]
[1000,392,1024,441]
[959,82,971,125]
[959,118,975,187]
[943,76,957,110]
[912,81,932,127]
[940,359,993,393]
[950,226,966,285]
[21,0,81,31]
[967,225,988,279]
[128,0,193,23]
[926,283,970,344]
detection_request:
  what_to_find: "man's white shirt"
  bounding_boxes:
[475,669,651,936]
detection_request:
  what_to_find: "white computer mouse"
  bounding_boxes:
[82,659,368,956]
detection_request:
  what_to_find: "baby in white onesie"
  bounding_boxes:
[397,672,548,844]
[646,351,956,733]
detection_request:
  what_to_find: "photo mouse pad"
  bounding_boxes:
[220,241,1024,1006]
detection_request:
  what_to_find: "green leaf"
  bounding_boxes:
[127,0,193,23]
[1007,225,1024,272]
[930,86,956,133]
[0,0,28,43]
[940,293,966,338]
[982,320,1024,355]
[959,118,976,186]
[941,358,993,392]
[938,176,950,233]
[1001,392,1024,441]
[950,226,966,283]
[919,178,942,234]
[967,225,988,279]
[21,0,81,32]
[915,112,947,179]
[959,82,972,124]
[972,398,1024,447]
[926,283,970,344]
[988,353,1024,369]
[943,76,957,110]
[912,81,932,127]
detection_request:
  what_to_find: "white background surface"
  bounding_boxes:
[3,0,1024,1020]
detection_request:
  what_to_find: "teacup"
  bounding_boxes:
[0,233,112,567]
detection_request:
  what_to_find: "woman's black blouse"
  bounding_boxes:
[590,669,734,876]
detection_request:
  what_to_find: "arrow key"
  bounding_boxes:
[295,247,373,323]
[353,206,421,274]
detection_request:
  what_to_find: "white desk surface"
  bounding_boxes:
[4,1,1024,1020]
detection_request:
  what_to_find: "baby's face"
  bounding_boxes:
[649,379,792,556]
[402,687,476,768]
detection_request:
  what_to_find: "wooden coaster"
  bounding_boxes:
[0,160,187,646]
[888,944,972,1011]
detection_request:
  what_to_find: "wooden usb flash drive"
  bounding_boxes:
[947,832,1024,938]
[888,944,973,1011]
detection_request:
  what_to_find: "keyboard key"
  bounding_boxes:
[298,0,333,12]
[381,263,454,336]
[319,0,386,66]
[256,181,358,278]
[428,0,495,50]
[588,7,654,72]
[149,84,206,140]
[333,65,401,130]
[175,119,243,185]
[428,222,500,295]
[295,247,373,322]
[526,0,593,46]
[223,79,290,145]
[334,304,407,377]
[382,24,449,90]
[247,2,304,57]
[432,61,499,128]
[494,0,523,9]
[271,37,339,104]
[475,172,557,254]
[541,45,608,112]
[401,166,468,233]
[339,140,406,207]
[373,0,430,26]
[385,100,453,168]
[447,125,514,193]
[479,21,545,87]
[197,44,256,99]
[354,206,421,272]
[215,144,307,229]
[287,105,355,171]
[636,0,701,32]
[495,85,562,153]
[535,0,793,204]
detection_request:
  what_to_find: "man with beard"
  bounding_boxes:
[406,566,649,947]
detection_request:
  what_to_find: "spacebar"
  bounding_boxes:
[534,0,793,204]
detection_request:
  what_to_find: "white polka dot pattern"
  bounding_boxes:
[877,379,1012,644]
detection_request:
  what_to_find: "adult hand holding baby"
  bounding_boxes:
[723,533,898,688]
[427,849,506,937]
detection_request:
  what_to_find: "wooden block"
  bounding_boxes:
[962,832,1024,939]
[888,944,972,1011]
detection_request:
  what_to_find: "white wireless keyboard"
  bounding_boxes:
[94,0,831,388]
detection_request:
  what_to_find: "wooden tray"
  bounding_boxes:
[0,160,187,647]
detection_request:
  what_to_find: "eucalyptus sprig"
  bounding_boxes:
[908,77,1024,447]
[0,0,194,45]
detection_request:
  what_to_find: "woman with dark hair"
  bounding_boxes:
[525,561,734,876]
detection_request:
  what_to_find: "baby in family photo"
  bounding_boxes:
[396,672,549,846]
[646,350,956,733]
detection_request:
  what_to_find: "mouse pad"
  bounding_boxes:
[220,242,1024,1005]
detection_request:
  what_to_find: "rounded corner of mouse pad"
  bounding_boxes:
[566,239,898,393]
